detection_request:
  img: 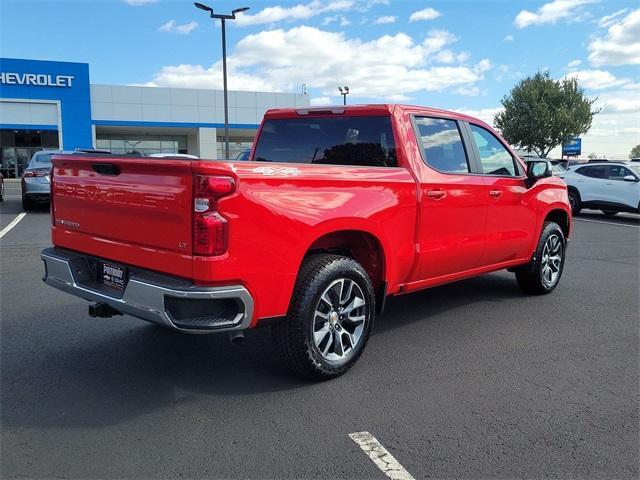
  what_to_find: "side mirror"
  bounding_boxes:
[527,160,552,179]
[623,175,638,182]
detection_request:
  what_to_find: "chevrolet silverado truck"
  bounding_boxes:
[41,104,571,379]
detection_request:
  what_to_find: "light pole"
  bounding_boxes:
[338,86,349,105]
[195,2,249,160]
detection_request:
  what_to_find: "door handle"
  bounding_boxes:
[426,189,446,200]
[489,190,503,198]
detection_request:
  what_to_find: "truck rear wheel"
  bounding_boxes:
[273,254,375,380]
[515,221,566,295]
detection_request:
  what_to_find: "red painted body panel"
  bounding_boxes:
[49,104,571,325]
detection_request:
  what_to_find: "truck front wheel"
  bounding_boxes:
[515,221,566,295]
[273,254,375,380]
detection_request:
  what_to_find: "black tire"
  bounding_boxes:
[22,196,34,211]
[515,221,566,295]
[602,210,618,217]
[272,254,375,380]
[567,189,581,215]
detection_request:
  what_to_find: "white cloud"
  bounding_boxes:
[588,9,640,66]
[234,0,354,26]
[562,69,634,90]
[503,35,514,42]
[123,0,157,5]
[409,7,441,22]
[597,89,640,113]
[514,0,595,28]
[566,59,582,69]
[310,96,333,105]
[323,14,351,26]
[598,8,628,28]
[454,108,503,126]
[374,15,397,25]
[454,86,481,96]
[158,20,199,35]
[494,64,522,82]
[145,26,490,99]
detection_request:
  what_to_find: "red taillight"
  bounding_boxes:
[193,175,235,256]
[50,167,55,226]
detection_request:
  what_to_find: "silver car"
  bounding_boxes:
[21,149,113,210]
[21,151,55,211]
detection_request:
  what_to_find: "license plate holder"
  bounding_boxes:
[101,262,127,291]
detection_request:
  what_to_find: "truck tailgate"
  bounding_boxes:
[51,155,194,276]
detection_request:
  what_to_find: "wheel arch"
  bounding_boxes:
[544,208,571,240]
[303,229,387,303]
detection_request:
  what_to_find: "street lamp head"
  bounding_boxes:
[344,86,350,93]
[232,7,250,15]
[194,2,213,14]
[338,86,344,93]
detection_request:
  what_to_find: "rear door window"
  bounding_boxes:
[579,166,607,179]
[414,117,469,173]
[253,116,397,167]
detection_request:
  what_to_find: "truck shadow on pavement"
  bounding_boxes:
[1,273,522,430]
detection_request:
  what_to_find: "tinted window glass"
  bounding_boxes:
[414,117,469,173]
[253,116,397,167]
[470,124,516,176]
[32,152,52,165]
[609,165,634,180]
[581,166,607,178]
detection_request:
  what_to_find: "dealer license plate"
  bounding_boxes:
[101,263,127,291]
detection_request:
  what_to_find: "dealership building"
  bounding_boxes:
[0,57,309,178]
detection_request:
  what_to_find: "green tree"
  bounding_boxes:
[630,145,640,159]
[494,72,598,158]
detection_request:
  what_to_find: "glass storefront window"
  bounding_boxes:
[95,134,188,156]
[0,129,59,178]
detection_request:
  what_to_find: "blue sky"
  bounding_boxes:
[1,0,638,157]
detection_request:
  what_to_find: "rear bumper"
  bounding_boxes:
[40,248,254,334]
[22,178,51,196]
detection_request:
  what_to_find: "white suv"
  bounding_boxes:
[560,162,640,216]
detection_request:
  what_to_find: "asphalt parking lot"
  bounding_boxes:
[1,180,639,479]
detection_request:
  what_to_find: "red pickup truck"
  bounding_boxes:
[41,104,571,379]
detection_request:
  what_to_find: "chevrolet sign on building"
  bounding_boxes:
[0,72,75,87]
[0,57,309,178]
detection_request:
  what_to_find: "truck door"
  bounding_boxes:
[465,122,535,266]
[412,116,488,280]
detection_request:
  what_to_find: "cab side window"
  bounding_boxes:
[469,124,517,176]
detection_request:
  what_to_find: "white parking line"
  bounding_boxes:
[0,212,27,239]
[574,217,640,228]
[349,431,415,480]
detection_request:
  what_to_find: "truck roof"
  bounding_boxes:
[263,104,487,126]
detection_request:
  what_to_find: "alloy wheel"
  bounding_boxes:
[312,278,367,362]
[541,234,563,288]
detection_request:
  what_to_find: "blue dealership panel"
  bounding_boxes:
[562,138,581,156]
[0,58,93,149]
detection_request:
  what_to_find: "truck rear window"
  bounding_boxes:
[253,116,397,167]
